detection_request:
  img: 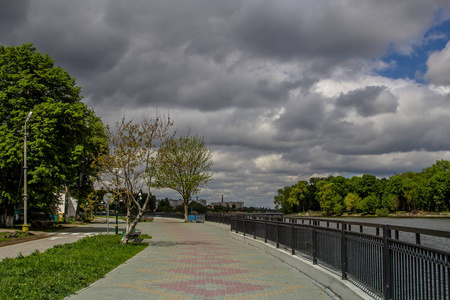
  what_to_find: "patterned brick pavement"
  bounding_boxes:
[68,218,334,299]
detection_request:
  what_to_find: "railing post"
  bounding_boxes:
[276,220,279,248]
[291,220,295,255]
[312,225,317,265]
[341,222,347,279]
[382,225,392,300]
[243,217,246,236]
[264,218,268,243]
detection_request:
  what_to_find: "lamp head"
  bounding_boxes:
[25,111,33,122]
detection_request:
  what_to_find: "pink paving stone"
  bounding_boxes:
[173,258,238,265]
[155,278,267,298]
[166,266,249,276]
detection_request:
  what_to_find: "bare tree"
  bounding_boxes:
[154,135,213,222]
[94,114,174,243]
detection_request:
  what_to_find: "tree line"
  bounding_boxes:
[274,160,450,215]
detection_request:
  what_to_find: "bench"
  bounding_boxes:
[129,231,143,243]
[140,216,153,222]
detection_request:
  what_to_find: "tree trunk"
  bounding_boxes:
[184,199,188,222]
[121,207,145,244]
[0,204,16,227]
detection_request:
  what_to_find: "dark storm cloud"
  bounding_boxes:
[1,0,450,207]
[336,86,398,116]
[0,1,30,37]
[228,1,441,62]
[275,93,325,134]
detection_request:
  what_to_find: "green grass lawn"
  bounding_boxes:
[0,234,148,300]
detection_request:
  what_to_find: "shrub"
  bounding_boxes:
[376,208,390,217]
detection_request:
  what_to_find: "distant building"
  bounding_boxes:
[159,198,208,208]
[196,199,207,206]
[168,199,184,207]
[57,192,78,220]
[210,195,243,209]
[210,201,244,209]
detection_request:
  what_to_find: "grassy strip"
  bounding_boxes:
[0,231,30,242]
[0,235,147,300]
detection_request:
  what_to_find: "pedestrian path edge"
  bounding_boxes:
[229,230,372,300]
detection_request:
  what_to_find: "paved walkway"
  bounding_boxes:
[67,218,334,299]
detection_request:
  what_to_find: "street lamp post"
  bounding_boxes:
[115,195,119,235]
[22,111,32,233]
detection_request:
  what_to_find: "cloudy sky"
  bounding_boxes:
[2,1,450,208]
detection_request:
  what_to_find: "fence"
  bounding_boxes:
[229,215,450,300]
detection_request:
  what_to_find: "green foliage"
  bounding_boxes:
[356,194,379,214]
[0,231,30,242]
[274,160,450,215]
[344,193,361,212]
[318,182,343,215]
[274,185,293,214]
[154,135,213,221]
[376,208,389,217]
[157,198,173,213]
[212,204,232,213]
[174,204,184,212]
[0,235,147,299]
[288,181,309,212]
[0,43,107,220]
[189,201,208,214]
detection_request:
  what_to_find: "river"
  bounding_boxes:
[326,217,450,253]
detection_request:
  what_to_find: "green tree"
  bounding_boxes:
[358,174,380,199]
[329,176,349,197]
[318,182,344,215]
[153,135,213,222]
[274,185,293,214]
[402,175,426,211]
[344,193,361,212]
[356,194,379,214]
[382,175,405,211]
[157,198,173,213]
[190,201,208,214]
[288,181,309,212]
[94,115,174,243]
[0,43,107,227]
[423,160,450,211]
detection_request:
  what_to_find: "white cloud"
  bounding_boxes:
[425,41,450,86]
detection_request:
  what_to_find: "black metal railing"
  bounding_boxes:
[204,213,232,224]
[228,215,450,300]
[157,213,184,219]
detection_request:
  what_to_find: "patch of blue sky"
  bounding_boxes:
[376,18,450,83]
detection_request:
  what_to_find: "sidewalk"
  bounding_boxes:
[67,218,336,299]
